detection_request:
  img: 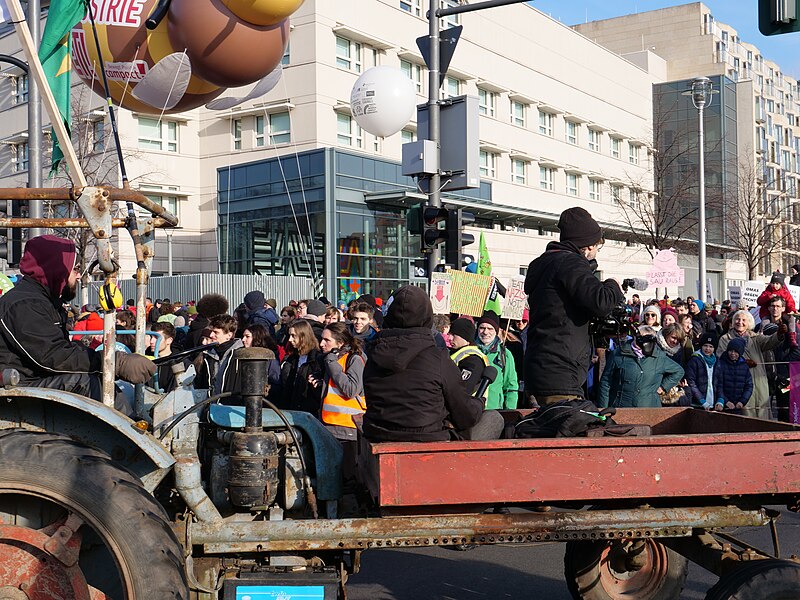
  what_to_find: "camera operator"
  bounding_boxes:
[523,207,624,406]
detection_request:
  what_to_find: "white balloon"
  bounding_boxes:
[350,66,416,137]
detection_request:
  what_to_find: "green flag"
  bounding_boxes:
[477,232,503,315]
[39,0,87,174]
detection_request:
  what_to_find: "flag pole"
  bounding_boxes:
[6,0,87,187]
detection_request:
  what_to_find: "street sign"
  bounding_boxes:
[416,26,462,88]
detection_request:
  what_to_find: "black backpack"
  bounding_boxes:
[514,400,613,438]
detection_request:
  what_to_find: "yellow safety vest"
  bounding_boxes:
[450,345,489,368]
[321,353,366,429]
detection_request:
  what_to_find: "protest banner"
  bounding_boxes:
[787,284,800,310]
[448,270,492,317]
[646,249,685,287]
[429,272,452,315]
[741,280,764,307]
[727,286,741,304]
[502,276,527,320]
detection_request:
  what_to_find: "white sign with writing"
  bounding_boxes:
[741,280,765,308]
[502,276,527,320]
[646,249,685,287]
[788,284,800,311]
[727,286,741,304]
[429,272,452,315]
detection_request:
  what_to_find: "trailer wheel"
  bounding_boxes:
[0,429,189,599]
[564,539,688,600]
[704,559,800,600]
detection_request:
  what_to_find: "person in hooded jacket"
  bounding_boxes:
[685,332,719,410]
[362,285,504,443]
[713,336,753,413]
[524,207,624,407]
[0,235,155,400]
[243,290,278,338]
[790,265,800,288]
[184,293,229,350]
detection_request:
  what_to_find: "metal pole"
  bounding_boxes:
[166,229,174,276]
[27,0,43,236]
[426,0,442,280]
[698,104,707,302]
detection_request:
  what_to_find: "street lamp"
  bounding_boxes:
[165,228,174,277]
[683,76,714,302]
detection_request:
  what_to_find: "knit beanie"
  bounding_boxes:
[643,305,661,319]
[693,299,706,312]
[557,207,603,248]
[476,311,500,332]
[450,317,476,342]
[305,299,327,317]
[383,285,433,329]
[771,273,786,286]
[661,307,678,322]
[727,336,747,356]
[244,290,266,311]
[265,298,277,309]
[698,332,718,350]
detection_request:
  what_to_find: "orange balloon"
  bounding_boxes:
[222,0,304,26]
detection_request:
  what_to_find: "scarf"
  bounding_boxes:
[693,349,717,367]
[656,331,680,356]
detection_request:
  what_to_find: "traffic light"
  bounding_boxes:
[759,0,800,36]
[445,207,475,268]
[421,203,449,250]
[0,202,22,267]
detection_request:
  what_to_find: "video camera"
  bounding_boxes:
[588,277,649,341]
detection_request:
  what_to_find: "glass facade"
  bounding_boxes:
[218,149,492,302]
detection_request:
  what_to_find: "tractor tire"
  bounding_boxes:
[704,559,800,600]
[0,429,189,599]
[564,539,688,600]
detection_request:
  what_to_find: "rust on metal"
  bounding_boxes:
[0,217,169,228]
[190,506,769,554]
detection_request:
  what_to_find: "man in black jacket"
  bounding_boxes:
[524,207,624,406]
[363,285,503,442]
[0,235,155,400]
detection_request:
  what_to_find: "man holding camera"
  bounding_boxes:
[523,207,624,406]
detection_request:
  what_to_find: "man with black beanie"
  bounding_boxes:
[523,207,624,406]
[449,317,488,396]
[363,286,503,442]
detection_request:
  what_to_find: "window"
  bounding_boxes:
[611,184,623,204]
[337,113,362,148]
[12,142,28,172]
[255,116,265,147]
[511,101,526,127]
[479,150,497,178]
[401,129,416,143]
[610,137,621,159]
[566,173,579,196]
[400,0,422,16]
[478,88,496,117]
[538,110,553,136]
[539,166,554,191]
[400,60,424,94]
[281,42,290,66]
[444,76,461,98]
[269,112,291,144]
[143,188,179,219]
[628,189,641,212]
[588,129,601,152]
[138,117,177,152]
[629,143,640,165]
[232,118,242,150]
[12,74,28,104]
[589,179,601,201]
[440,0,460,27]
[92,120,105,153]
[565,121,578,145]
[511,159,526,184]
[336,36,362,73]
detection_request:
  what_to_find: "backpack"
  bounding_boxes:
[514,400,613,438]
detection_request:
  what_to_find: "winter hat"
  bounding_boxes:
[244,290,266,311]
[187,305,198,315]
[383,285,433,329]
[643,305,661,319]
[771,273,785,286]
[521,308,529,322]
[727,336,747,356]
[476,311,500,332]
[357,294,378,309]
[792,264,800,274]
[661,307,678,322]
[693,299,706,312]
[265,298,277,309]
[699,332,718,350]
[305,299,327,317]
[557,207,603,248]
[450,317,476,342]
[19,234,77,299]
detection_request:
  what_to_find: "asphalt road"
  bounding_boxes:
[345,508,800,599]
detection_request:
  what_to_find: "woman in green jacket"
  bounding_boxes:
[598,326,684,409]
[476,313,519,409]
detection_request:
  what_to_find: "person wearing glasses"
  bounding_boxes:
[0,235,155,401]
[523,207,624,407]
[642,305,661,330]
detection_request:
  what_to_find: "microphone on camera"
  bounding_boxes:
[474,366,498,400]
[621,277,649,292]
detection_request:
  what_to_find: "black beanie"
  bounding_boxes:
[383,285,433,329]
[476,311,500,332]
[450,317,476,342]
[698,332,718,350]
[771,272,786,286]
[558,207,603,248]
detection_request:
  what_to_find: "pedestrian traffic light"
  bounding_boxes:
[759,0,800,36]
[445,207,475,268]
[0,202,22,267]
[421,204,449,250]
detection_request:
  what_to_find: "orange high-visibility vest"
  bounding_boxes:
[321,353,366,429]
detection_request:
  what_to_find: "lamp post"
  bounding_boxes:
[165,228,174,277]
[685,76,713,302]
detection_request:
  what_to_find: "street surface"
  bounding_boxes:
[346,507,800,599]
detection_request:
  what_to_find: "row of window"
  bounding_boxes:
[231,113,291,150]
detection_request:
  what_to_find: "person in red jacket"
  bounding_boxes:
[757,273,797,349]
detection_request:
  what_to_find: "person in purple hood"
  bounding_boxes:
[0,235,155,400]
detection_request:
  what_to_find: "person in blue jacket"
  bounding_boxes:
[685,332,718,410]
[712,336,753,413]
[597,326,684,409]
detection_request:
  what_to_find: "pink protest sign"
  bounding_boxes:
[790,362,800,425]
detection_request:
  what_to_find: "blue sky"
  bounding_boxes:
[530,1,800,78]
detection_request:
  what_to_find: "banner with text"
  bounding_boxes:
[502,276,527,320]
[741,280,764,307]
[727,286,741,304]
[788,284,800,310]
[647,249,685,287]
[429,272,452,315]
[448,270,493,317]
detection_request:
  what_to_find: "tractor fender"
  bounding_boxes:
[0,387,175,492]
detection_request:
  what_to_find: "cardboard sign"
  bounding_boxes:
[502,276,527,320]
[788,284,800,310]
[727,286,741,304]
[741,281,764,307]
[448,270,493,317]
[647,249,685,287]
[429,272,452,315]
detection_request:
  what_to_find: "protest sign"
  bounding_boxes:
[727,286,741,304]
[741,280,764,307]
[448,270,492,317]
[787,284,800,310]
[429,272,452,314]
[502,276,527,320]
[646,249,685,287]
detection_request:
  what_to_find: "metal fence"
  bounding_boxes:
[85,274,315,310]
